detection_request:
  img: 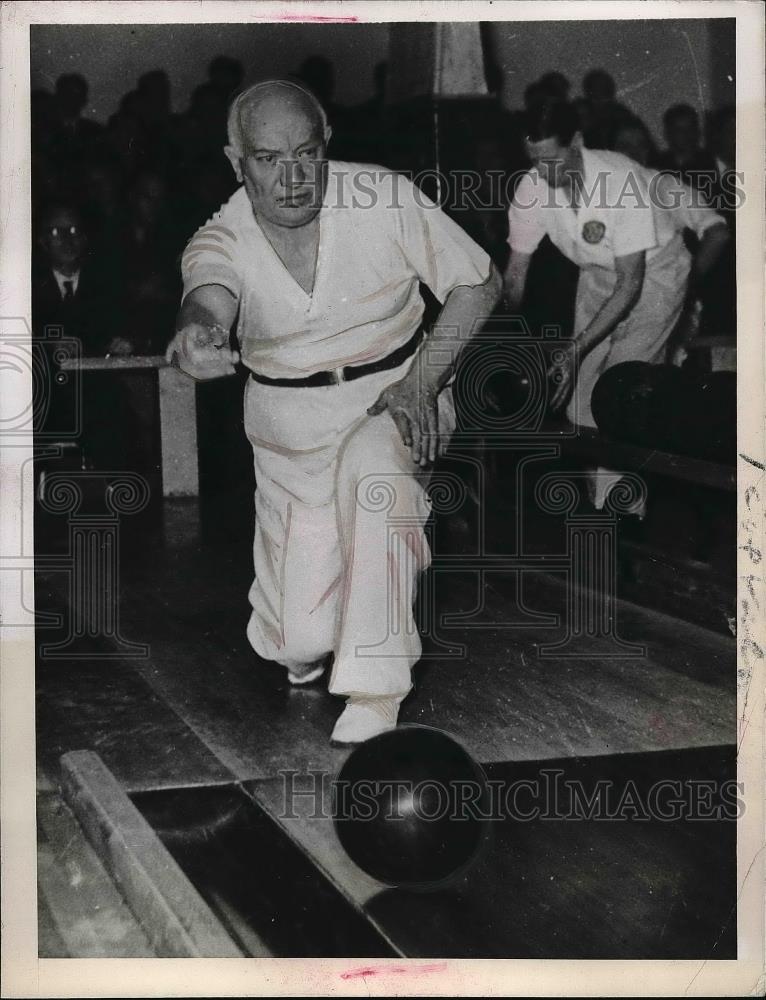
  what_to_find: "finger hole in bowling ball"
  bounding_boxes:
[332,725,492,891]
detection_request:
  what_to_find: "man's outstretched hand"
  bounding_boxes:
[367,365,443,467]
[165,322,240,381]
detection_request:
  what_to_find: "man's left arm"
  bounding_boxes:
[666,174,730,296]
[422,264,504,394]
[663,176,731,361]
[369,264,502,466]
[368,174,502,465]
[549,250,645,411]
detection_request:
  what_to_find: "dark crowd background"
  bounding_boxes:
[30,49,738,632]
[31,53,736,360]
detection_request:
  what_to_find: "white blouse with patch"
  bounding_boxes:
[507,147,724,277]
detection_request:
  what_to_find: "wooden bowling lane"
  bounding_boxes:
[35,495,735,791]
[35,493,737,959]
[412,569,734,760]
[250,744,736,957]
[124,745,736,958]
[36,656,236,793]
[108,505,733,774]
[35,549,234,793]
[361,745,737,958]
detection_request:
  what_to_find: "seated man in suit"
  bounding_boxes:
[32,200,144,468]
[33,199,127,356]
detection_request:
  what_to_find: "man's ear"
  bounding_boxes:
[324,126,333,149]
[224,146,244,183]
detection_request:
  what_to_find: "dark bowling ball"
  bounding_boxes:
[453,335,548,432]
[332,725,491,890]
[484,368,533,418]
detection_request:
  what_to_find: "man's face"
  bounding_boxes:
[39,208,86,270]
[525,135,574,190]
[231,95,329,229]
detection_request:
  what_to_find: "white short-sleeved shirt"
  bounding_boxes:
[507,147,724,277]
[181,162,492,378]
[651,169,727,240]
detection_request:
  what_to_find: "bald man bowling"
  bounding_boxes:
[166,80,501,745]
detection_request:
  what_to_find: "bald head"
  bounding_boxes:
[226,80,329,158]
[224,79,331,230]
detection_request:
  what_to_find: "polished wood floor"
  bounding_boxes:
[35,490,736,957]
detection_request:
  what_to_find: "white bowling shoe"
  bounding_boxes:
[330,696,402,746]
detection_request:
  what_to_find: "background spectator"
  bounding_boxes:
[656,103,719,190]
[580,68,640,149]
[207,55,244,100]
[613,118,657,166]
[49,73,104,166]
[30,56,736,361]
[33,199,123,356]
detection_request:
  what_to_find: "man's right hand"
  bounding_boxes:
[164,322,240,381]
[547,340,579,413]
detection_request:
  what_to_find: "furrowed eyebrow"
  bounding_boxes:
[248,138,322,157]
[266,141,319,149]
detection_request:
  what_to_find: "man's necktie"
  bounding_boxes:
[62,280,74,301]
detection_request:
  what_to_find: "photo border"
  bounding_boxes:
[1,1,763,996]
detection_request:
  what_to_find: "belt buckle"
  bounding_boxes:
[332,366,346,385]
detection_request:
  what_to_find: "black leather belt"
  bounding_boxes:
[249,327,424,388]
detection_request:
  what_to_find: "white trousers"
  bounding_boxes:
[244,357,456,699]
[566,238,690,511]
[566,236,691,429]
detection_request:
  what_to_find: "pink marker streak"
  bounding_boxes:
[273,12,359,21]
[340,962,448,980]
